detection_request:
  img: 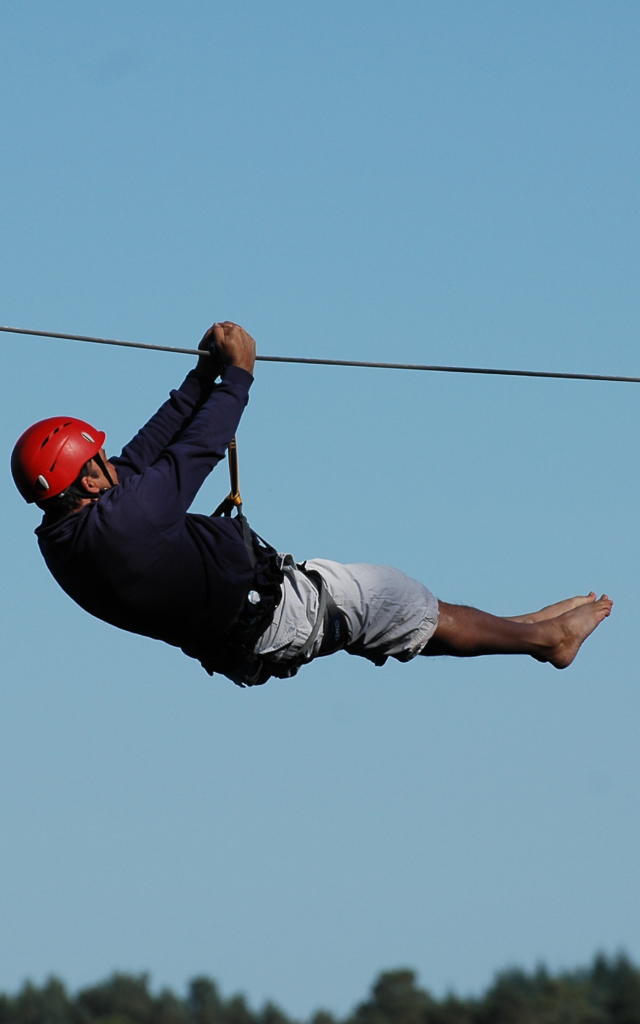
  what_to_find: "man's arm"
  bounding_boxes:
[106,323,257,518]
[113,322,252,476]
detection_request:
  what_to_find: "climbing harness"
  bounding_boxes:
[209,437,348,686]
[204,429,284,686]
[290,564,350,663]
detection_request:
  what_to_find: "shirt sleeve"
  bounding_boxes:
[112,369,216,476]
[103,365,254,524]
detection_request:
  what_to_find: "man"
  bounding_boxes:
[11,321,612,687]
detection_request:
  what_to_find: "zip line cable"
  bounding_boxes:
[1,323,639,385]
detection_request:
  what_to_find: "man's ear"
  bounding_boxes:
[80,462,101,495]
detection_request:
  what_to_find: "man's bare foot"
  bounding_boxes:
[537,595,613,669]
[510,592,596,624]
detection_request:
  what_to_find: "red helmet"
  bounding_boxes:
[11,417,106,503]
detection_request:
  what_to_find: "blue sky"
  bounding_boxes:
[1,1,639,1017]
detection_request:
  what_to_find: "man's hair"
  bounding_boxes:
[37,459,97,520]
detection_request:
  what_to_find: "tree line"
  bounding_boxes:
[2,954,640,1024]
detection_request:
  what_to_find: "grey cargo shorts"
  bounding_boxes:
[254,557,439,669]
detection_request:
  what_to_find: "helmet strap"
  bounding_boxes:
[94,452,116,490]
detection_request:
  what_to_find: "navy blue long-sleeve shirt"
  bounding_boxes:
[36,364,259,671]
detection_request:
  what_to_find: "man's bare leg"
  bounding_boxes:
[422,595,612,669]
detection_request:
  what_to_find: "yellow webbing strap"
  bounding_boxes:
[212,436,243,517]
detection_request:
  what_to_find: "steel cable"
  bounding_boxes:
[1,323,639,384]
